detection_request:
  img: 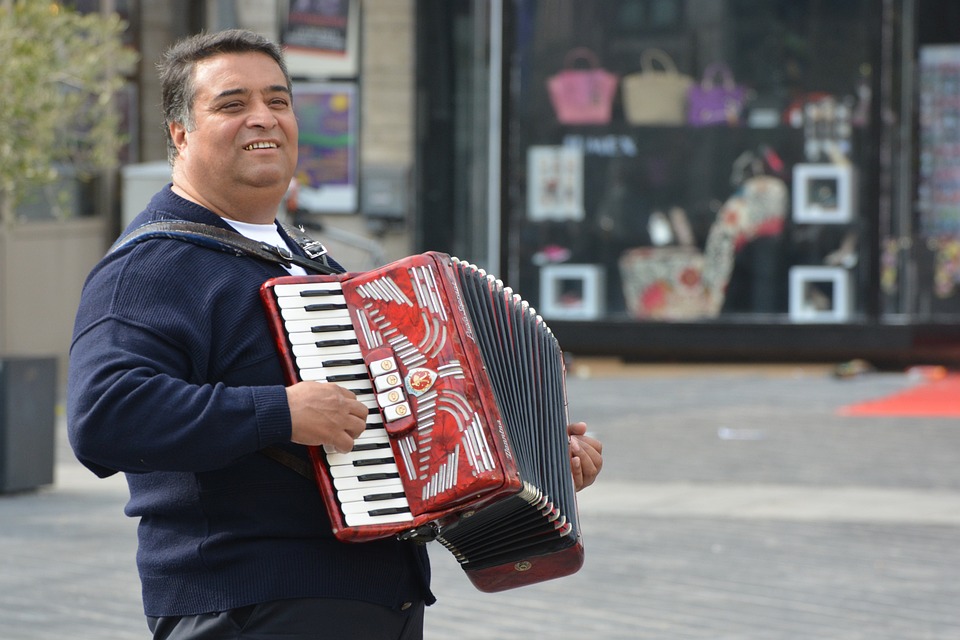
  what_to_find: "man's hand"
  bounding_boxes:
[567,421,603,491]
[286,381,368,453]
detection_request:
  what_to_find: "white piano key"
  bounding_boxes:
[344,511,414,527]
[328,462,399,479]
[294,361,368,378]
[291,342,362,358]
[281,306,352,322]
[275,293,347,308]
[335,480,405,503]
[332,473,401,491]
[355,425,386,441]
[340,497,410,515]
[286,328,358,345]
[325,447,394,467]
[323,432,389,453]
[273,282,343,297]
[282,319,356,335]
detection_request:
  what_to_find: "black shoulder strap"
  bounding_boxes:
[112,220,346,480]
[111,220,342,275]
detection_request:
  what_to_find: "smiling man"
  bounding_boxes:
[66,29,601,640]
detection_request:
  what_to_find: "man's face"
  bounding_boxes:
[170,51,298,209]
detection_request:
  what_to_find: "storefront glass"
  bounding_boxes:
[507,0,877,324]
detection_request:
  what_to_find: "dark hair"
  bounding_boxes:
[157,29,292,164]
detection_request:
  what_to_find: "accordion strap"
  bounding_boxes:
[112,220,344,480]
[111,220,342,275]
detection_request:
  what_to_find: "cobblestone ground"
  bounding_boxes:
[2,363,959,639]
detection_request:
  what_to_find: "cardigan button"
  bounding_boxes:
[400,602,413,611]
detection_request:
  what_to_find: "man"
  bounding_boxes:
[68,29,602,640]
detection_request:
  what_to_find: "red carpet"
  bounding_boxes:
[839,372,960,417]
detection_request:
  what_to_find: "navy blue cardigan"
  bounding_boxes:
[67,186,433,617]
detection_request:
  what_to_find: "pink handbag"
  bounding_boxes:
[687,62,748,127]
[547,48,619,125]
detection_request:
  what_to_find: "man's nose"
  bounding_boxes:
[248,100,278,129]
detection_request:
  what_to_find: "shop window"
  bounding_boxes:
[509,0,874,322]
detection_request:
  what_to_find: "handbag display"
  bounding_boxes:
[686,62,749,127]
[546,47,619,125]
[621,48,693,126]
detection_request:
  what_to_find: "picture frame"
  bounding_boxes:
[792,163,855,224]
[292,81,358,214]
[788,266,851,323]
[281,0,360,79]
[539,264,605,321]
[526,145,585,222]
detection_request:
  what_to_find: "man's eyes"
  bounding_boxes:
[218,98,290,111]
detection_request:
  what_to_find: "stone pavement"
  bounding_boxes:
[2,362,959,639]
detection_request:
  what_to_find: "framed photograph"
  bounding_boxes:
[792,163,855,224]
[281,0,360,79]
[539,264,605,321]
[788,266,851,323]
[292,81,358,214]
[527,146,584,222]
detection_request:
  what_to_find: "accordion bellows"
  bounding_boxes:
[260,252,583,592]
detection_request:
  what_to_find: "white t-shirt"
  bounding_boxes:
[224,219,308,276]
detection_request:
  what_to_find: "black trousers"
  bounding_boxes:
[147,598,425,640]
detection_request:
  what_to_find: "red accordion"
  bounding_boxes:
[260,252,583,592]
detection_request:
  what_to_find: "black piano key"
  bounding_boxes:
[368,506,412,517]
[325,373,369,383]
[364,492,407,502]
[304,302,348,312]
[311,323,354,333]
[315,338,359,348]
[353,457,396,467]
[321,358,365,367]
[357,472,401,482]
[300,289,340,297]
[352,441,391,452]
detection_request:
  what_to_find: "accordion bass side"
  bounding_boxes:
[260,251,583,592]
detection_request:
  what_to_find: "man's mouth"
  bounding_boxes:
[244,141,278,150]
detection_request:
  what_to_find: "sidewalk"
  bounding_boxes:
[2,362,959,639]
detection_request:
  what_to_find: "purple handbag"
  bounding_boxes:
[687,62,748,127]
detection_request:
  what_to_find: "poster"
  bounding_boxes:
[293,82,358,213]
[282,0,359,78]
[526,146,584,221]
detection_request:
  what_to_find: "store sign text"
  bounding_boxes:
[562,134,637,158]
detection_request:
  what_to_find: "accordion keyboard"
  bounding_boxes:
[273,281,415,527]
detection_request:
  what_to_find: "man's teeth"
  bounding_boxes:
[245,142,277,150]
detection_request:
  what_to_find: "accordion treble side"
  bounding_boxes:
[261,251,583,591]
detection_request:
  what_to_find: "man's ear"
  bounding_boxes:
[169,121,188,157]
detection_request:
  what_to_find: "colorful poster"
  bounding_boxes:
[293,82,357,213]
[282,0,359,78]
[282,0,350,55]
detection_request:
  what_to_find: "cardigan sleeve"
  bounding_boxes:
[67,240,294,476]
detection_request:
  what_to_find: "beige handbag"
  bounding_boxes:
[622,49,693,125]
